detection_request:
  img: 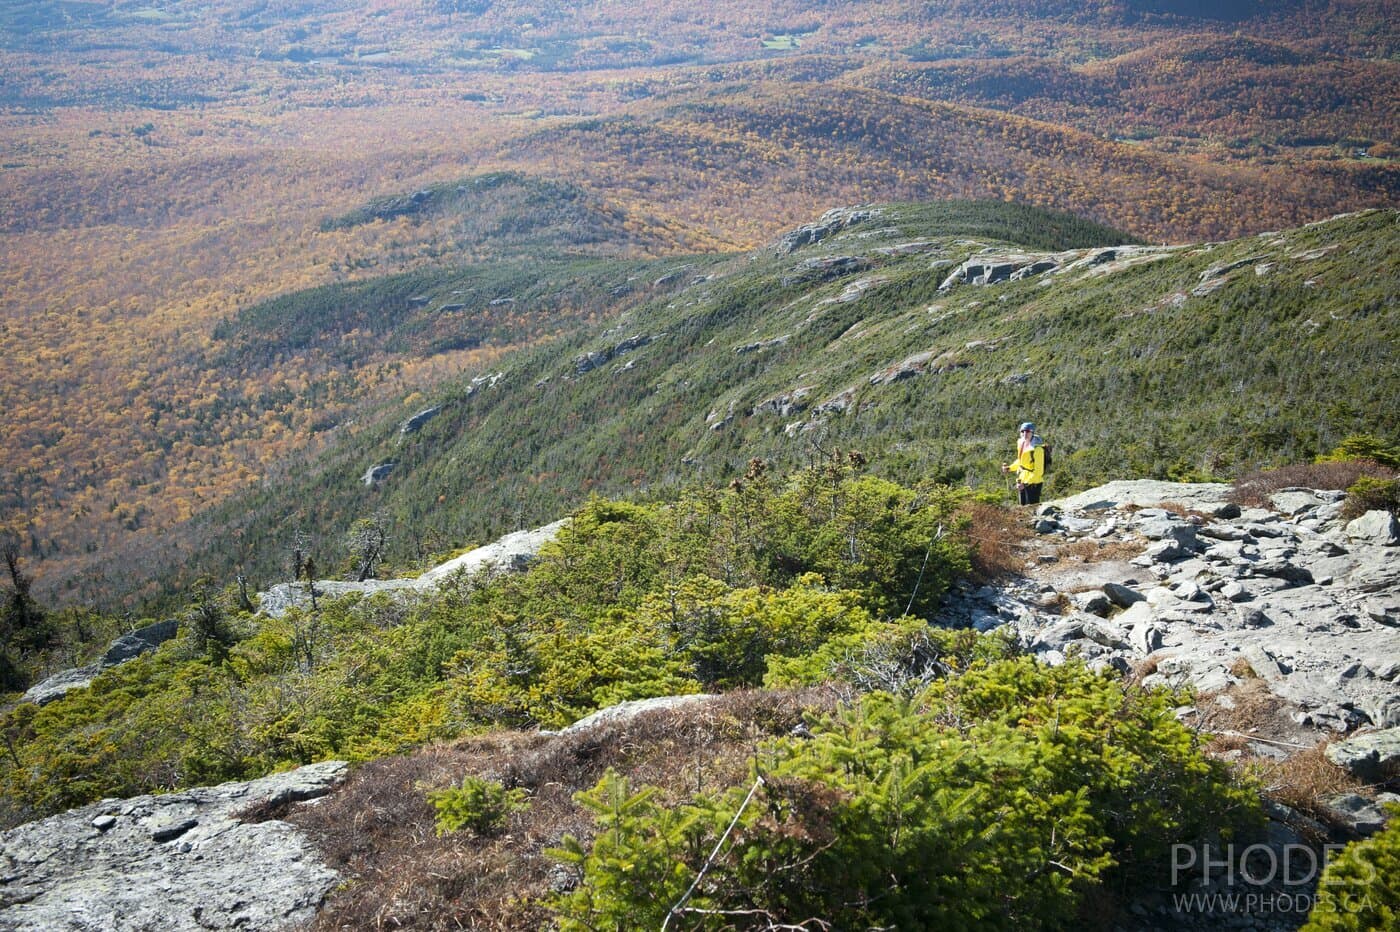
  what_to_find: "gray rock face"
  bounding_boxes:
[773,206,880,254]
[257,520,569,619]
[868,350,967,385]
[400,406,441,435]
[1319,792,1389,836]
[20,664,102,706]
[1325,727,1400,781]
[937,253,1062,289]
[256,578,425,619]
[0,761,347,931]
[103,619,180,666]
[574,334,656,374]
[418,519,568,586]
[23,619,181,706]
[781,255,873,287]
[553,694,718,737]
[361,462,395,486]
[1346,509,1400,546]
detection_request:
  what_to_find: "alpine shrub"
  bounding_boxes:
[1341,476,1400,521]
[550,658,1262,930]
[1301,804,1400,931]
[428,775,529,836]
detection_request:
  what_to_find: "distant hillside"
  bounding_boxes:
[114,201,1397,609]
[319,170,696,257]
[2,167,703,610]
[493,79,1395,245]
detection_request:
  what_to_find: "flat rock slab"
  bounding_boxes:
[258,519,569,618]
[1050,480,1234,514]
[1038,560,1147,596]
[419,519,569,586]
[0,761,347,931]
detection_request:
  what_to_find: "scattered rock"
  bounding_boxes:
[151,818,198,844]
[1103,582,1146,608]
[1071,592,1112,616]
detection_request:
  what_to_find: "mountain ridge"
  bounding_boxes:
[78,200,1395,615]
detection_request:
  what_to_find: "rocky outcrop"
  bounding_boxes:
[751,388,814,418]
[868,350,968,385]
[773,207,881,254]
[255,578,425,619]
[574,334,656,374]
[938,253,1060,289]
[0,761,347,931]
[417,519,569,586]
[937,245,1182,290]
[942,480,1400,737]
[780,256,873,287]
[257,520,568,618]
[552,694,718,737]
[734,335,789,355]
[22,619,180,706]
[361,462,395,486]
[400,406,441,435]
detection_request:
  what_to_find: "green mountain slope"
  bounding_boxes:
[142,200,1397,605]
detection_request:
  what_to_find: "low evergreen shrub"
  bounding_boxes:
[1302,805,1400,931]
[1341,475,1400,521]
[429,775,530,836]
[550,657,1262,930]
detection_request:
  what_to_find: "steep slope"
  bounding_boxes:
[126,201,1396,610]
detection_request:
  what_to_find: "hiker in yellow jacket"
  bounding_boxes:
[1002,421,1045,506]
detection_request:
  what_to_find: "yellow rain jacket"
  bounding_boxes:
[1012,439,1045,485]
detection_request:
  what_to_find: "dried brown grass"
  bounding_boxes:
[1050,537,1143,565]
[1230,460,1391,508]
[1159,502,1211,523]
[1251,745,1365,829]
[959,501,1029,581]
[1193,679,1365,829]
[1197,677,1286,736]
[290,688,838,931]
